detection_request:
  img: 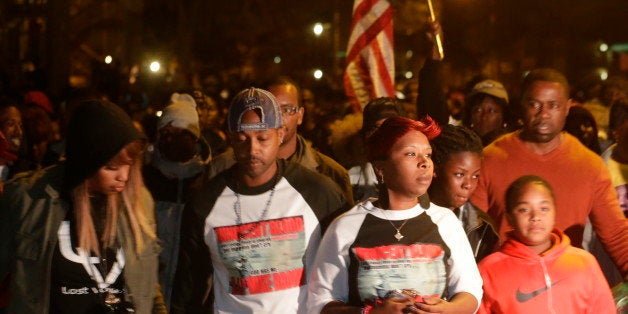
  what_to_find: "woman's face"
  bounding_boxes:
[375,130,434,200]
[470,96,503,137]
[87,163,131,195]
[432,151,482,209]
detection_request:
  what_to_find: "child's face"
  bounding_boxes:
[433,152,482,209]
[507,183,555,252]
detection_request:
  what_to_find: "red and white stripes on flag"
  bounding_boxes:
[344,0,395,112]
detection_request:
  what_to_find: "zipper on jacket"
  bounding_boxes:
[473,225,488,258]
[539,258,556,314]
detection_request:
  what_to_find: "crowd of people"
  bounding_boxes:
[0,23,626,314]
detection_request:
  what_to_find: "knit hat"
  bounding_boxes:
[469,79,509,103]
[361,97,407,134]
[228,87,283,132]
[158,93,200,138]
[24,90,54,114]
[65,100,145,190]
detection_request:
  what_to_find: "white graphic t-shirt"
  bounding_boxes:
[174,160,347,314]
[307,201,483,313]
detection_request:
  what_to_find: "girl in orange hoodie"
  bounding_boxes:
[478,175,615,313]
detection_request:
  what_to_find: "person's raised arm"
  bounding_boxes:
[416,21,449,126]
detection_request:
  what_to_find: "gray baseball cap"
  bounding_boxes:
[228,87,283,132]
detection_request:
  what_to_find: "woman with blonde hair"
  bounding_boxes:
[0,100,165,313]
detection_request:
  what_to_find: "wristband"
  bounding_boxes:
[361,304,373,314]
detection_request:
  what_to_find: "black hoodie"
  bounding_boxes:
[64,100,145,190]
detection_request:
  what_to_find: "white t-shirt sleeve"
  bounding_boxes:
[432,206,484,306]
[307,208,364,314]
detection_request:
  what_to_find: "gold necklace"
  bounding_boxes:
[380,209,410,241]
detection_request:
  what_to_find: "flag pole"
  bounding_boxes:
[426,0,444,60]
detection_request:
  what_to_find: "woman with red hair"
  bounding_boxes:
[307,116,482,314]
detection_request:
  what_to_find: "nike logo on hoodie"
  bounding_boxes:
[516,280,561,302]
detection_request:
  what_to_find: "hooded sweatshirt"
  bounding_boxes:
[478,229,615,314]
[64,100,145,190]
[0,100,165,314]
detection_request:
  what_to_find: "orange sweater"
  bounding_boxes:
[478,230,615,314]
[471,131,628,276]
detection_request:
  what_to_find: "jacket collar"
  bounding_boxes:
[19,163,66,200]
[288,135,319,170]
[460,202,497,233]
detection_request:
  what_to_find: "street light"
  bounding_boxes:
[313,23,324,36]
[598,68,608,81]
[313,69,323,80]
[220,89,229,100]
[149,61,161,73]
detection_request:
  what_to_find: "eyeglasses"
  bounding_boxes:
[280,105,300,116]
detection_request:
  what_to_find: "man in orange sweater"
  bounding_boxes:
[471,68,628,277]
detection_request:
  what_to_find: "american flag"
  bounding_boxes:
[344,0,395,112]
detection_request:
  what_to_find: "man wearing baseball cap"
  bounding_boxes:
[206,77,353,204]
[171,88,347,314]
